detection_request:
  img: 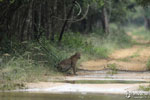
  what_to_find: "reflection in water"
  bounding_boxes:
[0,92,148,100]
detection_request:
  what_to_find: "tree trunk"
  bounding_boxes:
[32,0,42,40]
[58,0,76,43]
[45,0,51,39]
[145,17,150,30]
[20,0,33,41]
[50,0,58,42]
[101,6,109,34]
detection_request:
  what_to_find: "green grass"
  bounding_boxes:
[139,85,150,91]
[130,26,150,40]
[0,55,61,90]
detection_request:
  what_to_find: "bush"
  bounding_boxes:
[146,58,150,70]
[107,63,118,75]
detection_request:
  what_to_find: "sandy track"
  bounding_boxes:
[80,32,150,71]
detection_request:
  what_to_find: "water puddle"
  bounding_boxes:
[0,92,149,100]
[61,80,149,84]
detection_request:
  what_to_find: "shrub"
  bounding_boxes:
[107,63,118,75]
[146,58,150,70]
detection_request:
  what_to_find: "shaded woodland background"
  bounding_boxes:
[0,0,149,42]
[0,0,150,90]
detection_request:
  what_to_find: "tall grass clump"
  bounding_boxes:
[0,39,65,90]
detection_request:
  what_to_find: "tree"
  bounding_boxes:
[143,7,150,30]
[58,0,76,42]
[136,0,150,6]
[136,0,150,30]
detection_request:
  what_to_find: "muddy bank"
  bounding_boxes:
[18,81,148,94]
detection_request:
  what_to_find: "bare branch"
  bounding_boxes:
[52,2,89,23]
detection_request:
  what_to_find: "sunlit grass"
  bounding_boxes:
[139,85,150,91]
[131,26,150,40]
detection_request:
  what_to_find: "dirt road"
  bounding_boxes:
[80,32,150,72]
